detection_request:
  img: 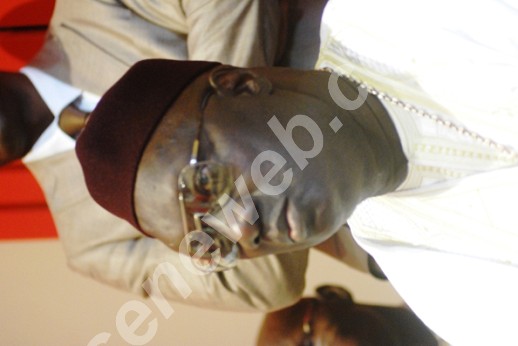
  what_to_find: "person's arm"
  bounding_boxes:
[63,219,308,312]
[183,0,282,67]
[26,149,307,312]
[68,233,308,312]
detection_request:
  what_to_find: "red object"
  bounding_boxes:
[0,0,57,239]
[0,0,54,71]
[0,161,57,239]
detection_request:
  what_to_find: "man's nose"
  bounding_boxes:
[233,195,272,250]
[236,217,262,250]
[204,190,263,250]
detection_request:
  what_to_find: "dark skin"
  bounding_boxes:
[257,285,438,346]
[134,65,408,259]
[0,72,53,165]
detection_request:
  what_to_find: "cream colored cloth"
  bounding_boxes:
[26,149,308,311]
[317,0,518,273]
[317,0,518,344]
[121,0,280,66]
[31,0,281,95]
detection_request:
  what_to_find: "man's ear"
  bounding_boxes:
[209,65,272,96]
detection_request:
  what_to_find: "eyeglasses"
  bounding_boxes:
[177,90,239,272]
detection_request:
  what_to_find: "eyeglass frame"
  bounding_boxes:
[177,89,239,272]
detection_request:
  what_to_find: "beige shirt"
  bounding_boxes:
[32,0,280,95]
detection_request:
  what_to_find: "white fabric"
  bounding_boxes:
[358,240,518,346]
[379,99,518,191]
[20,67,77,163]
[20,67,100,163]
[317,0,518,344]
[21,66,81,117]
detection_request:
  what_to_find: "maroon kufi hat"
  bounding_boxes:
[76,59,220,231]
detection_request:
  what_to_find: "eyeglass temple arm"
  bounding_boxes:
[189,138,200,165]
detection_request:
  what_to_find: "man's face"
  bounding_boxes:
[135,66,368,258]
